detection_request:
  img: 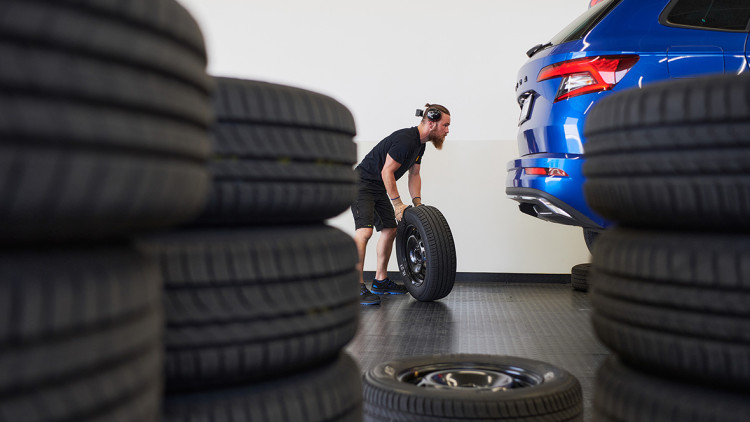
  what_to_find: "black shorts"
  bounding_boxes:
[351,177,397,231]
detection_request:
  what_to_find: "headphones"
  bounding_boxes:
[415,108,442,122]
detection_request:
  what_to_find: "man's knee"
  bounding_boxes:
[380,227,397,241]
[355,227,374,241]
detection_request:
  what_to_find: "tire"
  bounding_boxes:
[138,225,360,391]
[0,0,213,242]
[571,263,590,292]
[164,353,363,422]
[395,206,456,302]
[197,77,358,225]
[583,228,600,253]
[590,228,750,388]
[363,354,582,421]
[582,73,750,229]
[594,357,750,422]
[0,246,163,421]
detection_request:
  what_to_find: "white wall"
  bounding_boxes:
[327,139,591,274]
[178,0,592,273]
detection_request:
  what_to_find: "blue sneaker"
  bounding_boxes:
[360,283,381,305]
[371,278,408,295]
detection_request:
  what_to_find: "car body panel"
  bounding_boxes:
[506,0,750,230]
[506,153,607,228]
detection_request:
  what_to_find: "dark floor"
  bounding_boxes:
[346,281,610,421]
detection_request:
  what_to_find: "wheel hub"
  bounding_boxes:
[396,362,545,391]
[416,369,514,391]
[407,235,426,271]
[404,229,427,287]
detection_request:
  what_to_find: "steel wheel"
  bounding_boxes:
[403,225,427,288]
[364,354,583,421]
[397,362,545,392]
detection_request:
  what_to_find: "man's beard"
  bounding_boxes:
[429,133,445,150]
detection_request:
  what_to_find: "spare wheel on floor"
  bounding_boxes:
[363,354,582,421]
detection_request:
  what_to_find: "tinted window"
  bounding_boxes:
[549,0,622,46]
[666,0,750,31]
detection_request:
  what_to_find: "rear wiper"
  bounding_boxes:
[526,42,552,58]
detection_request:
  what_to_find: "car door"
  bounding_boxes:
[660,0,750,77]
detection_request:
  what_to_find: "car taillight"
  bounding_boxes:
[525,167,569,177]
[537,55,639,102]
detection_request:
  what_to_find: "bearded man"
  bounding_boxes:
[351,103,451,305]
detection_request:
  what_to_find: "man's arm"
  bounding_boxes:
[382,154,409,221]
[381,153,401,199]
[408,164,422,206]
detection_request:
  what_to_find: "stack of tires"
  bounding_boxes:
[583,73,750,420]
[571,263,591,292]
[139,78,364,421]
[0,0,213,420]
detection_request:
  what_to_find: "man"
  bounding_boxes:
[351,104,451,305]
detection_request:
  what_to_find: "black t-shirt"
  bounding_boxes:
[358,127,425,182]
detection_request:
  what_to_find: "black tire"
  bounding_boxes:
[571,263,591,292]
[583,228,600,253]
[594,357,750,422]
[0,0,213,242]
[164,353,363,422]
[138,225,360,391]
[590,228,750,388]
[197,77,358,225]
[0,246,163,421]
[395,206,456,302]
[582,73,750,229]
[363,354,582,421]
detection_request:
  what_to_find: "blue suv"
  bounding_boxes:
[506,0,750,249]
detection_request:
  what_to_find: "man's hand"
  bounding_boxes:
[395,203,409,222]
[391,197,409,222]
[412,197,422,207]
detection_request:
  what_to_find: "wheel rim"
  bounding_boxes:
[416,369,514,391]
[403,225,426,288]
[397,362,545,392]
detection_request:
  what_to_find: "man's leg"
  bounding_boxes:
[355,227,380,305]
[375,227,396,281]
[351,192,380,305]
[371,227,408,294]
[354,227,380,305]
[354,227,373,284]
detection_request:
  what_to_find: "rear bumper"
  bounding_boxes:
[505,154,609,229]
[506,187,603,229]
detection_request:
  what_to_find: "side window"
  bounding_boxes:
[664,0,750,31]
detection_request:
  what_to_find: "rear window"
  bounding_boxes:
[549,0,622,46]
[663,0,750,31]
